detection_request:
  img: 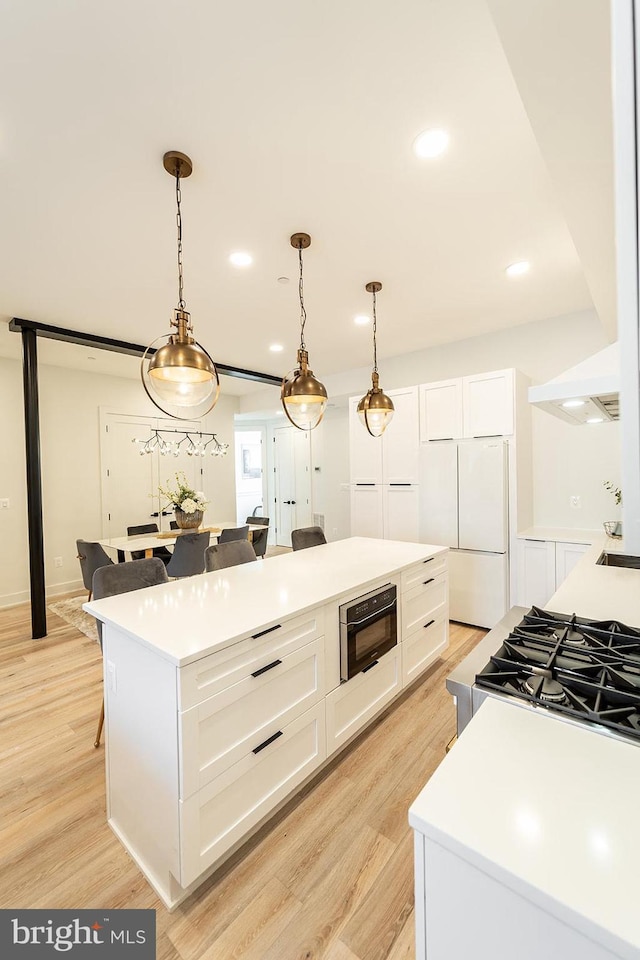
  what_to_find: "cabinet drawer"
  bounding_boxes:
[402,575,448,639]
[180,639,325,797]
[402,553,447,592]
[402,616,448,687]
[179,701,326,887]
[179,609,324,710]
[326,647,401,755]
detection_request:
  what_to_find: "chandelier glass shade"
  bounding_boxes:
[357,281,394,437]
[281,233,327,431]
[141,151,220,420]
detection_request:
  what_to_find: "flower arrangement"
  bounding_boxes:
[603,480,622,506]
[159,472,208,515]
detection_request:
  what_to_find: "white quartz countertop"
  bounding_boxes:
[84,537,446,666]
[547,535,640,624]
[409,697,640,960]
[517,526,601,543]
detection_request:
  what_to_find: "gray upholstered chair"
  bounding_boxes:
[246,515,269,559]
[205,540,257,572]
[218,524,250,543]
[169,520,179,530]
[76,539,114,600]
[127,522,172,564]
[291,526,327,551]
[91,557,168,748]
[166,531,210,578]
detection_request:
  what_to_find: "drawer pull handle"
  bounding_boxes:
[356,482,376,486]
[423,619,435,630]
[390,482,411,486]
[251,623,282,640]
[423,557,434,563]
[252,730,284,755]
[423,578,435,585]
[251,659,282,678]
[362,659,379,674]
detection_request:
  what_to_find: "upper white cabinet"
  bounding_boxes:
[419,379,463,442]
[462,369,514,438]
[383,387,420,484]
[420,369,516,442]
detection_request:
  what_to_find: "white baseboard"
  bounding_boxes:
[0,578,84,610]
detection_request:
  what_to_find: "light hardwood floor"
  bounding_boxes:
[0,595,485,960]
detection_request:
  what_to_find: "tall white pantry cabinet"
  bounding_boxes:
[349,370,533,627]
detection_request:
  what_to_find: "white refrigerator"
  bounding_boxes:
[419,439,509,629]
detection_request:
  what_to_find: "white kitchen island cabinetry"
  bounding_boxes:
[86,538,447,909]
[410,697,640,960]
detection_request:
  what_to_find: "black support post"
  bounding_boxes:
[21,327,47,638]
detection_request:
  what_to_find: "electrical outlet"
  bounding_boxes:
[0,499,9,509]
[570,495,582,509]
[54,556,63,568]
[107,661,117,693]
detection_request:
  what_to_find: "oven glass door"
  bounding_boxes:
[344,603,397,680]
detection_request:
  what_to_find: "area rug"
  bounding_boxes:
[48,596,99,643]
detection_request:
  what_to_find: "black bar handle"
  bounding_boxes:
[389,482,412,486]
[251,659,282,678]
[356,482,376,486]
[423,578,435,585]
[423,557,434,563]
[362,660,379,674]
[423,619,435,630]
[252,623,282,640]
[252,730,284,755]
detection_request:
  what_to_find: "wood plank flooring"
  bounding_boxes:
[0,595,485,960]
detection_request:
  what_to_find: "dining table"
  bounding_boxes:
[98,522,264,561]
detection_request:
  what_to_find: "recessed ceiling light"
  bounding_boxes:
[354,315,370,325]
[505,260,530,278]
[269,344,284,353]
[413,128,449,159]
[229,251,253,267]
[277,276,289,284]
[562,399,586,408]
[587,417,604,424]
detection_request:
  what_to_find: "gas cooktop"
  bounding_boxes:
[475,606,640,741]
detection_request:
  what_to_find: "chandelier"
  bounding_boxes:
[357,281,394,436]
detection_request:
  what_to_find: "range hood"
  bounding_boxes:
[528,342,619,425]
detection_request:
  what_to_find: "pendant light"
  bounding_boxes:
[357,281,394,437]
[141,151,220,420]
[281,233,328,431]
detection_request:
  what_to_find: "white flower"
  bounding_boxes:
[180,498,197,514]
[195,491,206,502]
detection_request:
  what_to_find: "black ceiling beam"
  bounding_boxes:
[9,317,282,386]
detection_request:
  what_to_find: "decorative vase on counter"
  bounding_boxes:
[174,508,204,530]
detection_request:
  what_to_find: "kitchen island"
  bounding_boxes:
[410,535,640,960]
[85,537,449,908]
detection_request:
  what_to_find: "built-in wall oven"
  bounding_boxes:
[339,583,397,681]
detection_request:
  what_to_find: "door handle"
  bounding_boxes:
[291,500,297,505]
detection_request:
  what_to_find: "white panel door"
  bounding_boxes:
[274,427,312,545]
[516,539,557,608]
[383,485,420,542]
[348,397,384,484]
[457,441,507,553]
[382,386,420,484]
[555,541,590,588]
[462,369,514,438]
[419,379,463,442]
[350,485,384,538]
[102,414,160,539]
[292,430,313,529]
[419,443,458,547]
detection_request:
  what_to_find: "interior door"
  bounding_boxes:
[457,440,508,553]
[274,427,312,546]
[102,414,160,538]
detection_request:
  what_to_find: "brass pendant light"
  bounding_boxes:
[357,281,394,437]
[141,151,220,419]
[281,233,328,431]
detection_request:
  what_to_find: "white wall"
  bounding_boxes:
[242,309,621,533]
[0,355,239,607]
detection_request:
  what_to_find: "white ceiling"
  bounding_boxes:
[0,0,613,389]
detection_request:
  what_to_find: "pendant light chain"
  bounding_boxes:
[298,244,307,351]
[372,288,378,374]
[176,171,186,310]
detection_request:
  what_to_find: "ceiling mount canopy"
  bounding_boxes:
[357,281,394,437]
[141,150,220,419]
[281,232,328,431]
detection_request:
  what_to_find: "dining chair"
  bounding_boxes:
[170,520,179,530]
[165,531,210,578]
[291,526,327,551]
[76,539,114,600]
[205,540,257,572]
[91,557,168,748]
[246,515,269,559]
[218,525,250,543]
[127,522,172,564]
